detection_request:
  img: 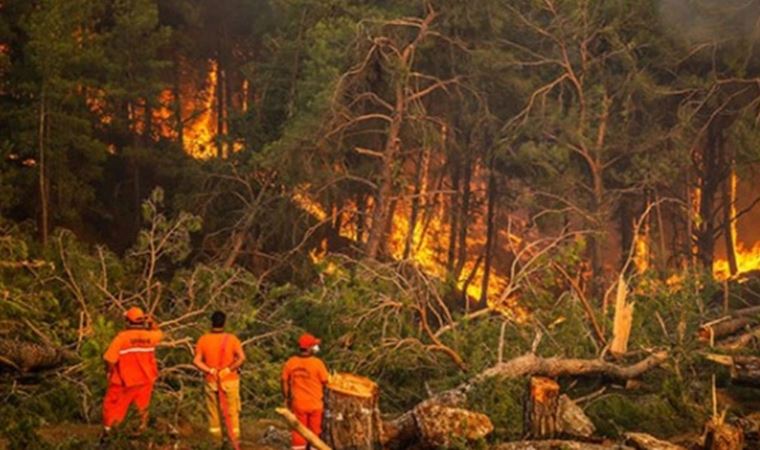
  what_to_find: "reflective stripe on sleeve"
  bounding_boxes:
[118,347,156,355]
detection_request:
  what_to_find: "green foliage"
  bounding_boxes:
[467,377,525,442]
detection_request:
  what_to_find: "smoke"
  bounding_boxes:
[658,0,760,44]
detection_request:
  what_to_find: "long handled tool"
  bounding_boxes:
[217,335,241,450]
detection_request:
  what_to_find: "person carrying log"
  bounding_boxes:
[193,310,246,444]
[282,333,330,450]
[101,307,163,436]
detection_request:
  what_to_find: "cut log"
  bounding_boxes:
[412,404,492,448]
[324,373,382,450]
[493,440,634,449]
[275,407,332,450]
[524,376,560,439]
[731,355,760,386]
[704,419,743,450]
[558,395,595,438]
[0,338,72,372]
[611,277,634,358]
[718,325,760,350]
[624,432,686,450]
[383,402,493,449]
[697,318,751,342]
[703,353,760,387]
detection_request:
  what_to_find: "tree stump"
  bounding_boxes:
[324,373,383,450]
[524,376,560,439]
[704,419,743,450]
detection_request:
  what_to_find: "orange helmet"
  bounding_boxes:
[124,307,146,323]
[298,333,320,349]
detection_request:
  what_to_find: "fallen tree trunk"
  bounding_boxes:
[382,402,493,449]
[0,338,72,372]
[718,326,760,350]
[698,305,760,343]
[698,318,752,342]
[468,351,669,389]
[624,432,686,450]
[704,353,760,386]
[393,351,669,424]
[493,440,634,450]
[385,351,667,447]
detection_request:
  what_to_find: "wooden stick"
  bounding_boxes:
[275,407,332,450]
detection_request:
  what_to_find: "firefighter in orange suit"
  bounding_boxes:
[102,307,163,433]
[193,310,246,440]
[282,333,330,450]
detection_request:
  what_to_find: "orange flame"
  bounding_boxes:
[714,242,760,281]
[182,59,218,159]
[633,221,650,274]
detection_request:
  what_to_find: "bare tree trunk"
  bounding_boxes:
[454,155,473,279]
[722,162,738,277]
[447,156,461,272]
[174,57,184,151]
[365,89,404,259]
[356,193,366,244]
[286,9,307,119]
[618,196,634,271]
[404,148,427,259]
[38,90,49,246]
[590,161,605,293]
[481,154,497,303]
[696,127,723,271]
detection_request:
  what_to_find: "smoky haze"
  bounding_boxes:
[658,0,760,43]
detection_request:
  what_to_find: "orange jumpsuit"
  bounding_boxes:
[195,332,244,437]
[102,327,163,428]
[282,355,329,450]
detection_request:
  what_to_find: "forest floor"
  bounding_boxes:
[0,418,292,450]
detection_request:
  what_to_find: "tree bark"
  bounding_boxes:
[447,154,461,272]
[383,402,492,449]
[420,351,669,409]
[611,277,634,358]
[365,98,403,259]
[722,163,738,277]
[704,354,760,386]
[698,318,752,342]
[0,339,73,373]
[524,376,560,439]
[558,394,596,438]
[454,155,473,279]
[324,383,383,450]
[481,153,497,303]
[624,432,686,450]
[403,147,428,260]
[38,90,49,246]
